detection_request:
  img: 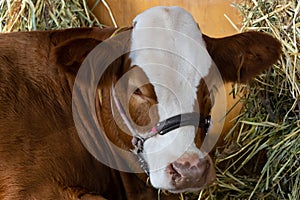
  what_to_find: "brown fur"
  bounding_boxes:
[194,79,212,149]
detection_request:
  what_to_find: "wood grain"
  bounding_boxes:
[88,0,242,37]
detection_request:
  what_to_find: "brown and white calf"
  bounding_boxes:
[0,6,280,200]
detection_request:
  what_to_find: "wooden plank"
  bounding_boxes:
[88,0,242,37]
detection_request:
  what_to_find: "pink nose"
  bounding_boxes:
[166,154,215,190]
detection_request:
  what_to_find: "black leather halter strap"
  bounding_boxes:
[132,112,211,153]
[153,112,211,136]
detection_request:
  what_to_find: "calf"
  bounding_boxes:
[0,6,280,200]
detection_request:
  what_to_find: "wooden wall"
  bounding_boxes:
[88,0,242,37]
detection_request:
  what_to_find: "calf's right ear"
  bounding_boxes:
[54,36,102,75]
[51,28,121,75]
[203,32,281,83]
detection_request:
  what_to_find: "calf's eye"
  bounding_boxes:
[134,88,143,95]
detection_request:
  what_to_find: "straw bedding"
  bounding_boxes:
[199,1,300,199]
[0,0,102,31]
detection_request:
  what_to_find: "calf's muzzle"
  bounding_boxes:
[166,153,215,192]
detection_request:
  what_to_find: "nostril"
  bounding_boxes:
[183,161,190,168]
[169,161,200,180]
[167,163,182,181]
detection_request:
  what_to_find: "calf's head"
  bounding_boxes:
[103,6,281,193]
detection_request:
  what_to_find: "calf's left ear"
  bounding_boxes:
[203,32,281,83]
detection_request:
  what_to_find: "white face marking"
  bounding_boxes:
[128,6,213,191]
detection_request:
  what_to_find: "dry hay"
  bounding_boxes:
[193,0,299,199]
[0,0,299,200]
[0,0,102,32]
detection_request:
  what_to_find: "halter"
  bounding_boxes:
[110,84,211,174]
